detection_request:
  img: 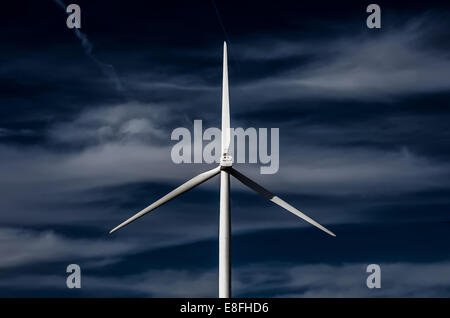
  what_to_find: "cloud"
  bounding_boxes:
[5,97,448,197]
[2,261,450,297]
[0,128,35,138]
[0,97,448,236]
[49,102,177,146]
[273,145,450,195]
[0,1,450,297]
[236,15,450,103]
[236,261,450,297]
[0,227,137,268]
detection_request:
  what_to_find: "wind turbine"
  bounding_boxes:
[109,42,336,298]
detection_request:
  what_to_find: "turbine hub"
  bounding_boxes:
[220,154,233,167]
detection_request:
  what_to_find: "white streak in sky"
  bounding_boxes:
[53,0,124,93]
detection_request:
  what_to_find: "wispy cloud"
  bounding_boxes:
[2,261,450,297]
[1,6,450,297]
[236,261,450,297]
[0,228,137,268]
[49,102,178,146]
[236,15,450,103]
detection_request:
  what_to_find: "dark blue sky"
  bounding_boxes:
[1,0,450,297]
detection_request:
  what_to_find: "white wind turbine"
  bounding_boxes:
[109,42,335,298]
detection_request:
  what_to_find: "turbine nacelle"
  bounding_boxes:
[220,154,233,167]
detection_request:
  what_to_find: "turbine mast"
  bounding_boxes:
[219,170,231,297]
[219,41,232,298]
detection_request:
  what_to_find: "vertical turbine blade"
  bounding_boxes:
[229,168,336,237]
[221,41,231,155]
[109,166,221,234]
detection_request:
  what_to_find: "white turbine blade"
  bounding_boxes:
[230,168,336,237]
[110,166,221,234]
[221,41,230,155]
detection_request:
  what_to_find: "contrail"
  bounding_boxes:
[210,0,241,72]
[211,0,232,45]
[53,0,124,93]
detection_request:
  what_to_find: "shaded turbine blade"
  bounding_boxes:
[230,168,336,237]
[110,166,221,234]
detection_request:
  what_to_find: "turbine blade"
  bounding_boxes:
[110,166,221,234]
[229,168,336,237]
[221,41,230,155]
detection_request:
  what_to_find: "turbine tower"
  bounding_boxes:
[109,42,335,298]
